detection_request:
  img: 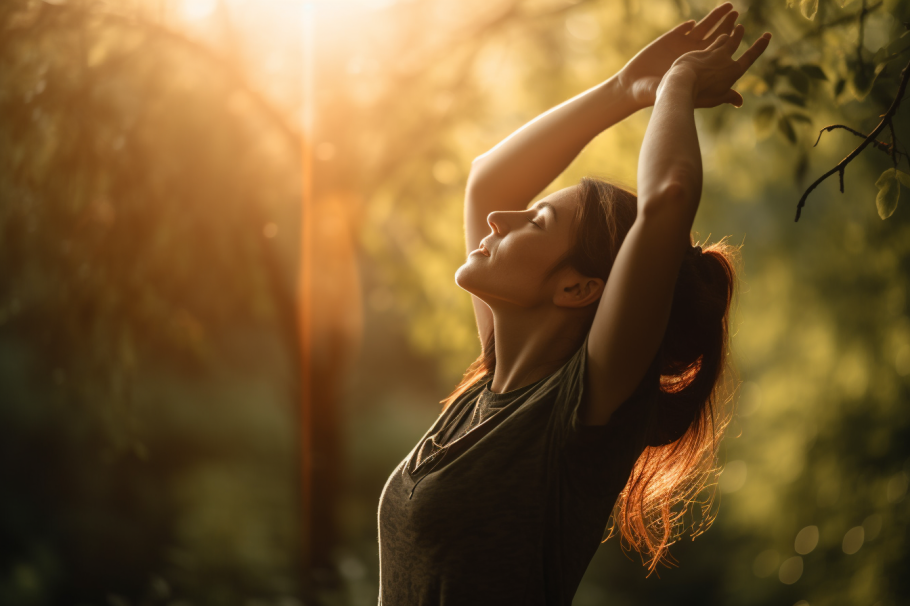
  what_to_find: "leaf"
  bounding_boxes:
[851,62,873,100]
[778,116,797,144]
[799,64,828,80]
[786,112,813,124]
[834,78,846,96]
[875,168,899,219]
[753,104,777,133]
[784,67,811,94]
[800,0,819,19]
[779,93,807,107]
[896,170,910,189]
[873,31,910,65]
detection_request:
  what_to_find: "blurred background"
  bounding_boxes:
[1,0,909,604]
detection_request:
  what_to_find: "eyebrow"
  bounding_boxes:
[534,201,557,224]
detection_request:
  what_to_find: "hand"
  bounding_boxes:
[662,24,772,109]
[618,3,740,109]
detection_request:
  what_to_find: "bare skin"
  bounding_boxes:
[457,4,771,424]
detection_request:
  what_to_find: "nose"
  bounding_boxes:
[487,210,508,235]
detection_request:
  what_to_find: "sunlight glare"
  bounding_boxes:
[180,0,217,21]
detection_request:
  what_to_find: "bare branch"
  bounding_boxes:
[795,57,910,221]
[813,124,908,165]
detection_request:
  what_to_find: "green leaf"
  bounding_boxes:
[778,116,797,144]
[780,93,807,107]
[873,31,910,65]
[851,63,873,100]
[873,46,889,65]
[786,112,813,124]
[896,170,910,189]
[834,78,846,96]
[783,66,811,94]
[875,168,899,219]
[800,0,819,20]
[753,104,777,134]
[799,64,828,80]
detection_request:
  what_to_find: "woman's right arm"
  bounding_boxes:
[582,25,772,424]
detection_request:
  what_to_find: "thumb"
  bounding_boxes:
[724,89,743,107]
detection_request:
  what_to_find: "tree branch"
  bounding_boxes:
[813,124,908,164]
[795,57,910,221]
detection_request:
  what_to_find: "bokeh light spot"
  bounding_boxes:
[887,472,908,502]
[794,526,819,555]
[779,556,804,585]
[565,13,601,41]
[719,460,747,494]
[753,550,779,578]
[842,526,865,555]
[863,514,882,541]
[432,159,459,185]
[738,381,762,417]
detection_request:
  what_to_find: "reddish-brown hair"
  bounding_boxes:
[442,175,739,573]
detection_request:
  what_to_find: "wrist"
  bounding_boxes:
[657,65,698,104]
[602,73,647,115]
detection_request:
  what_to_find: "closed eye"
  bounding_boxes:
[529,218,542,228]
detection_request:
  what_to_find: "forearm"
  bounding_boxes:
[637,66,702,220]
[467,75,641,210]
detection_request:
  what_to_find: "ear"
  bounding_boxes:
[553,273,604,309]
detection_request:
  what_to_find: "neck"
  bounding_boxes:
[488,303,586,394]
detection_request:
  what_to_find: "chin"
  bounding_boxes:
[454,264,479,293]
[454,265,469,289]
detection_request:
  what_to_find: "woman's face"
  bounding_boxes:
[455,186,581,309]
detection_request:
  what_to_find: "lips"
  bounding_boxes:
[478,242,491,257]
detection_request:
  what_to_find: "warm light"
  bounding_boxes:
[180,0,217,21]
[719,460,747,494]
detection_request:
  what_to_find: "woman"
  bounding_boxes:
[377,4,771,604]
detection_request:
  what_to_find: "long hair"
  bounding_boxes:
[442,175,739,573]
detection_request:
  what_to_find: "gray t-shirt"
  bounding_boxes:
[377,332,659,605]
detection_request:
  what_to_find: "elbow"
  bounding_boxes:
[466,159,491,200]
[639,179,699,219]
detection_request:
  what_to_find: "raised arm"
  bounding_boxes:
[464,3,741,346]
[463,78,640,346]
[582,25,772,425]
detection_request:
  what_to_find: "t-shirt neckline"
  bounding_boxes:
[482,373,552,406]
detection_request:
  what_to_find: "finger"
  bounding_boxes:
[724,89,744,107]
[736,32,772,71]
[724,23,746,53]
[707,33,729,51]
[690,2,734,38]
[672,19,697,35]
[703,10,738,42]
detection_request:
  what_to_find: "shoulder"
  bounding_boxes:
[579,341,660,427]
